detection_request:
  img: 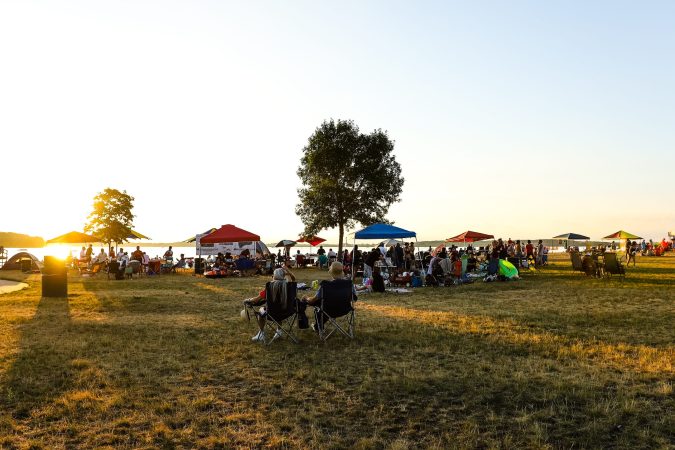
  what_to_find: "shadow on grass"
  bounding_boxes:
[0,296,72,419]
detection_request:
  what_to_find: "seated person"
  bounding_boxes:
[78,246,88,264]
[243,265,297,342]
[317,253,328,268]
[302,262,358,332]
[90,248,109,271]
[163,246,174,260]
[173,254,187,270]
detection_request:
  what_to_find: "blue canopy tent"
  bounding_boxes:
[351,223,421,270]
[354,223,417,240]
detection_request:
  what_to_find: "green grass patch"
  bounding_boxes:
[0,254,673,448]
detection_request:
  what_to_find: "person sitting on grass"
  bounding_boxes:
[302,262,358,332]
[243,265,297,342]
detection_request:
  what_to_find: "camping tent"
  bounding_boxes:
[0,252,41,271]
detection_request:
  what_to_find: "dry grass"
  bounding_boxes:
[0,253,673,449]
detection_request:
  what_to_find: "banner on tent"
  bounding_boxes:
[195,233,268,256]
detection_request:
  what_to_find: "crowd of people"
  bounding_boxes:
[67,244,188,277]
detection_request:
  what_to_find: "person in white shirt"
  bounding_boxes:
[79,246,87,262]
[117,248,125,261]
[327,248,337,259]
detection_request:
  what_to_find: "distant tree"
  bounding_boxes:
[296,119,404,256]
[84,188,135,247]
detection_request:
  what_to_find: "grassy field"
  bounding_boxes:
[0,254,673,449]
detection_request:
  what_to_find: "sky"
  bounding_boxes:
[1,1,674,244]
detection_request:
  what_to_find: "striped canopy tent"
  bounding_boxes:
[603,230,641,251]
[603,230,641,240]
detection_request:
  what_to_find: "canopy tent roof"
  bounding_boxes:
[354,223,416,240]
[126,229,151,240]
[297,236,325,246]
[184,228,217,243]
[552,233,590,240]
[200,224,260,244]
[46,231,101,244]
[445,230,494,243]
[603,230,642,240]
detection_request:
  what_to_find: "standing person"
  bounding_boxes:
[131,245,143,262]
[536,240,544,266]
[364,248,381,280]
[164,246,174,260]
[85,244,93,262]
[408,242,416,269]
[627,241,638,266]
[108,247,116,259]
[525,240,534,261]
[117,247,125,261]
[394,243,404,270]
[350,245,362,274]
[317,246,326,257]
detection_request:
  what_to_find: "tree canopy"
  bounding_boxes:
[84,188,135,246]
[296,119,404,255]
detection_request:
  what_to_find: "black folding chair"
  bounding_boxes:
[245,281,299,344]
[314,279,356,341]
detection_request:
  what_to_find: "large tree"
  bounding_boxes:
[296,119,404,256]
[84,188,135,247]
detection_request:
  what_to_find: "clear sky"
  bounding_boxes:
[1,1,673,243]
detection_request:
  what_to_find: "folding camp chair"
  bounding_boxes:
[570,252,584,274]
[602,252,625,280]
[245,281,299,344]
[314,279,356,341]
[235,258,257,276]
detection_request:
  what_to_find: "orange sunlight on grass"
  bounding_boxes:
[359,303,674,375]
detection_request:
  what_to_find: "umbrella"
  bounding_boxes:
[552,233,590,240]
[297,236,325,246]
[603,230,641,240]
[46,231,101,244]
[275,239,297,247]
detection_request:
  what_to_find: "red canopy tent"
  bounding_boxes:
[297,236,325,247]
[200,224,260,243]
[445,230,494,243]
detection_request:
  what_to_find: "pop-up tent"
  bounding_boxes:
[197,224,265,258]
[352,223,420,268]
[552,232,590,250]
[354,223,416,240]
[603,230,641,240]
[445,230,494,243]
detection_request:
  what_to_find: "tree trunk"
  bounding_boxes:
[338,222,344,260]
